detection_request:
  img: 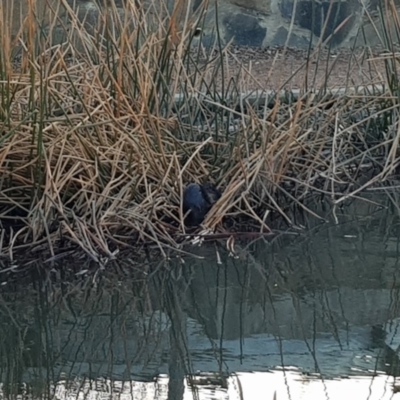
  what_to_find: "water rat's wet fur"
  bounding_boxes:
[183,183,221,226]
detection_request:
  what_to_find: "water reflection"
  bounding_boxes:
[1,197,400,399]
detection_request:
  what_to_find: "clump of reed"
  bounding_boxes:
[0,0,400,262]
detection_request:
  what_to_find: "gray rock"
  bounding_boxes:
[285,0,358,44]
[271,26,312,48]
[4,0,398,51]
[231,0,271,15]
[224,13,266,47]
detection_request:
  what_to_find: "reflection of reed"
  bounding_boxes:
[1,203,400,399]
[0,267,170,397]
[231,372,245,400]
[0,276,56,399]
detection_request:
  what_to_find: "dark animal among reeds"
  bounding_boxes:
[183,183,221,226]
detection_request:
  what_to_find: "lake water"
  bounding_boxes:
[2,195,400,400]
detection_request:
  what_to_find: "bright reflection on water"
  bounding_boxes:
[2,196,400,399]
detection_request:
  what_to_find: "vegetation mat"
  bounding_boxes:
[1,0,400,263]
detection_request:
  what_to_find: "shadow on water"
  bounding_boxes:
[3,195,400,398]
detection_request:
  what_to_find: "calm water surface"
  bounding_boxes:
[2,197,400,399]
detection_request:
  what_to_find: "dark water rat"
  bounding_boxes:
[183,183,221,226]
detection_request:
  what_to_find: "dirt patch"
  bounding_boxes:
[217,45,396,90]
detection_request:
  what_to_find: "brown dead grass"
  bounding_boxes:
[0,0,399,264]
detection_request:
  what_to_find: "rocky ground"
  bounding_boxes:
[11,42,396,93]
[211,45,397,90]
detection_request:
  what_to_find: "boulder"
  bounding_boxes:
[3,0,399,51]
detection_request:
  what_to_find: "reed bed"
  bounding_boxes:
[0,0,400,263]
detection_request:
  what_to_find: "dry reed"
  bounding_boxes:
[0,0,400,263]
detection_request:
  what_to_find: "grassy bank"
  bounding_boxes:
[0,0,400,263]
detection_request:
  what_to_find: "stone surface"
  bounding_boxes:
[231,0,271,15]
[270,26,311,48]
[280,0,359,45]
[3,0,400,49]
[224,13,267,46]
